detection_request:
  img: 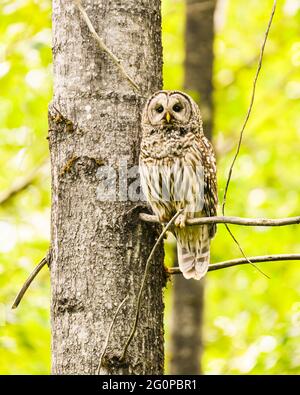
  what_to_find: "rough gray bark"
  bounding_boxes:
[49,0,164,375]
[169,0,216,375]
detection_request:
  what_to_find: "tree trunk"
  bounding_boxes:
[169,0,216,375]
[49,0,164,375]
[184,0,216,138]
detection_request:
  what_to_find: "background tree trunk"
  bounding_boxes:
[169,0,216,375]
[49,0,164,375]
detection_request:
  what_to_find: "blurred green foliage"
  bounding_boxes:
[0,0,51,374]
[0,0,300,374]
[163,0,300,374]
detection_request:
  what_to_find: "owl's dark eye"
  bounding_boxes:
[156,105,164,113]
[173,103,182,112]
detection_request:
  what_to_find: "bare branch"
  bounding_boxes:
[167,253,300,274]
[140,213,300,227]
[0,161,48,206]
[11,255,49,309]
[97,295,129,375]
[120,209,183,361]
[141,209,297,279]
[74,0,139,91]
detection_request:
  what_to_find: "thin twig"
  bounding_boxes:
[11,255,49,309]
[222,0,276,213]
[120,209,183,361]
[74,0,139,91]
[224,225,270,278]
[140,213,300,227]
[97,295,129,375]
[220,0,277,277]
[167,253,300,274]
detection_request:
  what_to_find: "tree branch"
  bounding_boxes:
[167,253,300,274]
[74,0,139,91]
[0,161,48,206]
[11,254,49,309]
[139,213,300,227]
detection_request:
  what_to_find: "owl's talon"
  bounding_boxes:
[175,213,186,228]
[158,214,170,224]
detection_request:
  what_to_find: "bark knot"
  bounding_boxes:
[55,296,85,315]
[60,156,105,179]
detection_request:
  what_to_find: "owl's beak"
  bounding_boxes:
[165,112,171,123]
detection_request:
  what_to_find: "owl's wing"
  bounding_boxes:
[200,136,218,238]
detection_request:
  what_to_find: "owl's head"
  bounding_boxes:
[142,90,201,127]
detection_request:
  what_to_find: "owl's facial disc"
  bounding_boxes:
[147,92,192,126]
[147,92,168,126]
[167,93,192,125]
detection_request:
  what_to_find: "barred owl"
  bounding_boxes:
[139,90,217,280]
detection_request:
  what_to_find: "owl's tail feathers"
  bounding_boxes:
[177,242,210,280]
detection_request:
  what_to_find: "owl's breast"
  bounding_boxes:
[140,129,195,162]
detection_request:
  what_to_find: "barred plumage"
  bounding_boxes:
[140,90,217,280]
